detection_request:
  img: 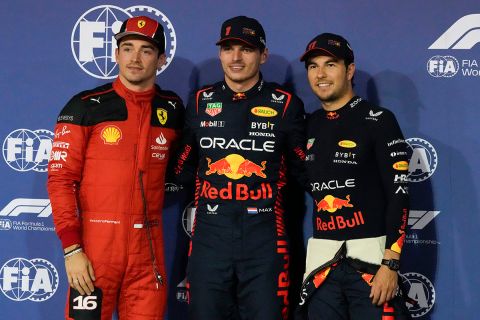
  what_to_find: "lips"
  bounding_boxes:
[316,82,332,87]
[127,65,143,71]
[229,65,245,71]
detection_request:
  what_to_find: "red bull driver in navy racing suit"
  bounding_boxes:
[174,16,307,320]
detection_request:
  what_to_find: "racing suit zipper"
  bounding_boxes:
[299,242,346,306]
[139,171,164,288]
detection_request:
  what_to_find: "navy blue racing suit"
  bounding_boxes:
[174,78,306,320]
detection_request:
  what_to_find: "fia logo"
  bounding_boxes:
[71,5,177,79]
[0,258,59,302]
[427,55,459,78]
[400,272,435,318]
[2,129,53,173]
[406,138,438,182]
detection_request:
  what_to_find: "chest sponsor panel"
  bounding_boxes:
[314,194,365,231]
[199,137,275,153]
[199,181,273,201]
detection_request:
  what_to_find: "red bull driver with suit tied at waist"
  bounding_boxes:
[297,33,412,319]
[174,16,307,320]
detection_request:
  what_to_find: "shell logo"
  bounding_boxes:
[101,126,122,145]
[251,106,278,117]
[393,161,409,171]
[338,140,356,148]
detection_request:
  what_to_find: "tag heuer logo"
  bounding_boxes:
[206,102,222,117]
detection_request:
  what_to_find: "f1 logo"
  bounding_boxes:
[408,210,440,230]
[429,14,480,49]
[0,198,52,218]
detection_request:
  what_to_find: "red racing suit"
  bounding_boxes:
[47,78,183,320]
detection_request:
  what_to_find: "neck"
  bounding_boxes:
[322,91,355,111]
[118,75,155,92]
[224,74,260,93]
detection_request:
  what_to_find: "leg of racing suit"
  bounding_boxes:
[187,213,237,320]
[188,210,289,320]
[307,260,383,320]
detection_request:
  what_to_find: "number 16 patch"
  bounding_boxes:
[69,287,103,319]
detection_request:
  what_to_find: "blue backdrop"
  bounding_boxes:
[0,1,478,319]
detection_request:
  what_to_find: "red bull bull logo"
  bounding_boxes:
[205,157,233,175]
[205,154,266,179]
[315,195,353,213]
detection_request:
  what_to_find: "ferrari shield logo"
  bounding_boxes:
[206,102,222,117]
[138,20,146,28]
[157,108,168,125]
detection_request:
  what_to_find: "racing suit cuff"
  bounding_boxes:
[58,227,83,249]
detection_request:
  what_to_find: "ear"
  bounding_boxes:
[346,63,355,81]
[115,48,119,63]
[157,54,167,70]
[260,48,269,65]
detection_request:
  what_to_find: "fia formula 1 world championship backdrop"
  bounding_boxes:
[0,1,479,319]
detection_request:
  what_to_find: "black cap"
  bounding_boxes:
[115,16,165,53]
[300,33,354,64]
[216,16,266,49]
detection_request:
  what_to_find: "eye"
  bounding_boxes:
[242,47,254,53]
[327,63,336,67]
[307,64,317,70]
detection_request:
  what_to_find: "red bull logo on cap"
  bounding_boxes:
[205,154,266,179]
[315,195,353,213]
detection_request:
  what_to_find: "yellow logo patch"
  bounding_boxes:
[393,161,409,171]
[138,20,146,28]
[250,106,278,117]
[338,140,357,148]
[101,126,122,145]
[157,108,168,125]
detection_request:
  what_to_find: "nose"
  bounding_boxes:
[131,50,141,62]
[316,66,326,78]
[232,47,242,61]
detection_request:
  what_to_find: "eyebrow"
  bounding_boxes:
[120,42,156,51]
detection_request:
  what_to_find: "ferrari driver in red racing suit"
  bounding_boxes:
[47,16,184,320]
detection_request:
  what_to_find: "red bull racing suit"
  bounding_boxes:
[47,78,184,320]
[174,78,306,320]
[300,96,410,319]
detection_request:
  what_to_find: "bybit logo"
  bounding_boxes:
[71,5,176,79]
